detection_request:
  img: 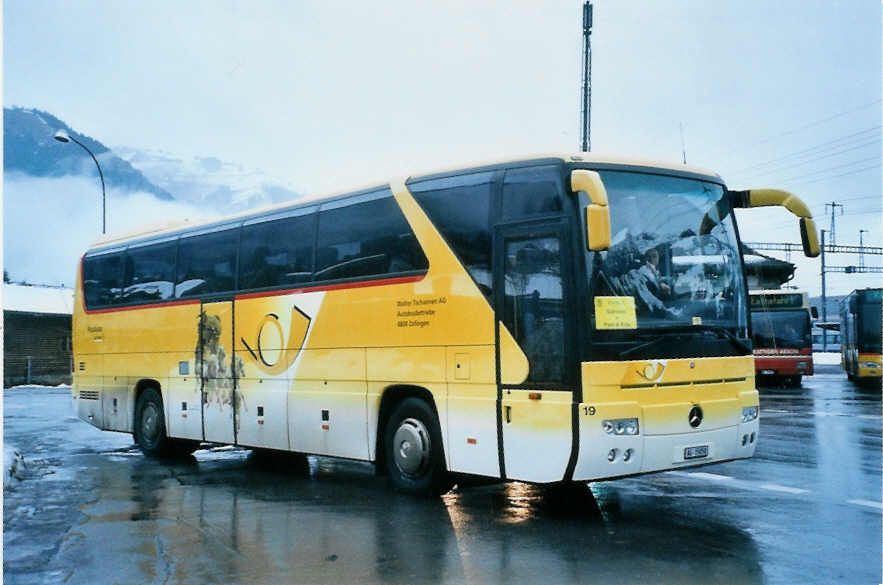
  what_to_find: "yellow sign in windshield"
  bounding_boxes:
[595,296,637,330]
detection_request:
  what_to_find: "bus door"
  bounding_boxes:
[199,300,238,445]
[494,222,577,483]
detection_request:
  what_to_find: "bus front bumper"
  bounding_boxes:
[571,419,759,482]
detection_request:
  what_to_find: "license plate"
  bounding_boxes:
[760,369,776,375]
[684,445,709,460]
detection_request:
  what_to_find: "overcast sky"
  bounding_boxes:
[4,0,881,295]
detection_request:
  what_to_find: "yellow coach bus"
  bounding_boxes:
[840,288,882,383]
[73,154,820,495]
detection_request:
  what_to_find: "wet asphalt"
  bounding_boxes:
[3,367,881,585]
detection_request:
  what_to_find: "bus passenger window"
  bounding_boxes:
[175,229,238,297]
[409,172,494,302]
[82,253,124,307]
[240,213,315,290]
[122,242,176,302]
[315,192,427,282]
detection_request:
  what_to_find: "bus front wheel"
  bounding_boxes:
[384,397,452,496]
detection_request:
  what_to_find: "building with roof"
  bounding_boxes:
[742,245,797,290]
[3,283,74,387]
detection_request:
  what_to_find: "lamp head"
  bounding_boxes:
[53,130,71,143]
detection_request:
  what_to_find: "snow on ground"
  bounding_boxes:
[813,352,842,365]
[5,384,71,390]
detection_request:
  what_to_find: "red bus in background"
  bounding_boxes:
[750,290,816,387]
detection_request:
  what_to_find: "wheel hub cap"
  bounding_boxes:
[392,418,430,476]
[142,404,159,441]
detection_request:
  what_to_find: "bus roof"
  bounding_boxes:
[85,152,724,253]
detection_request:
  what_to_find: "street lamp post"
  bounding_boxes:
[54,129,106,234]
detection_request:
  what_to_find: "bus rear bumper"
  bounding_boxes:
[754,355,813,376]
[571,420,758,482]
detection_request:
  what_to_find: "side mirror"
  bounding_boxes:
[799,217,820,258]
[571,170,611,251]
[731,188,820,257]
[811,306,819,319]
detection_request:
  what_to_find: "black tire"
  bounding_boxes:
[384,397,452,496]
[792,375,803,387]
[134,387,192,458]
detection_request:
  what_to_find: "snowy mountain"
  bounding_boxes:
[114,146,303,213]
[3,107,173,200]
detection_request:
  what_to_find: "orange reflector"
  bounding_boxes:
[182,413,187,418]
[257,419,264,425]
[528,392,542,400]
[467,437,477,445]
[321,424,329,431]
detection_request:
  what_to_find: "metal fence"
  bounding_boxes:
[4,354,73,387]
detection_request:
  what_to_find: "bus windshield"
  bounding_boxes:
[751,309,811,350]
[587,171,748,337]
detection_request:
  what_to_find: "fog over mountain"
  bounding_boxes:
[3,107,304,287]
[114,146,303,213]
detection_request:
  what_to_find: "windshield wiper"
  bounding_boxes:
[618,324,750,359]
[656,324,751,354]
[619,335,668,359]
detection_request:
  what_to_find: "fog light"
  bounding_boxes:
[608,449,617,462]
[741,406,758,423]
[742,434,748,446]
[861,362,880,369]
[623,448,633,462]
[750,432,755,443]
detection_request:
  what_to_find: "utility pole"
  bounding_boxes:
[859,229,868,268]
[679,122,687,164]
[820,229,827,351]
[580,1,593,152]
[824,202,844,245]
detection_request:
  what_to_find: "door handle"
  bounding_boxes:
[505,405,512,424]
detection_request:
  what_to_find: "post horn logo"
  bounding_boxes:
[636,360,667,382]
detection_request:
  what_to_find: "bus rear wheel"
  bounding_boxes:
[134,388,196,458]
[384,397,452,496]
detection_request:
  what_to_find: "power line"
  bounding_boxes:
[727,126,881,175]
[772,155,882,184]
[745,99,882,148]
[788,163,881,187]
[739,140,880,179]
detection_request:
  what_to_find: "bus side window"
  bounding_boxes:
[122,242,176,303]
[409,171,494,302]
[175,229,238,297]
[240,213,315,290]
[315,191,427,282]
[501,165,564,220]
[83,253,124,308]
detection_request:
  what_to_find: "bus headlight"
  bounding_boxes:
[603,418,639,435]
[861,362,880,369]
[741,406,758,423]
